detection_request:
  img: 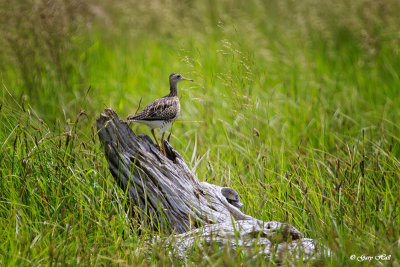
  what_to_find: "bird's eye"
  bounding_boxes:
[177,75,181,79]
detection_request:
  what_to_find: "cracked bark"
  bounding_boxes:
[96,108,328,262]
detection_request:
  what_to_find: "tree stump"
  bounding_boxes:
[96,108,328,262]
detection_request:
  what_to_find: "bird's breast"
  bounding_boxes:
[176,101,181,118]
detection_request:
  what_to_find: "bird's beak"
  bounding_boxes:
[182,77,194,82]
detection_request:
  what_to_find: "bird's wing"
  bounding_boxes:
[127,97,179,121]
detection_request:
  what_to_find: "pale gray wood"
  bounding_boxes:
[161,220,327,263]
[96,108,327,261]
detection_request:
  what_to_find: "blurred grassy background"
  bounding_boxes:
[1,0,399,265]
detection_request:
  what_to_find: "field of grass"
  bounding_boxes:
[1,0,400,265]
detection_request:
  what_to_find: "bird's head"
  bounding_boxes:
[169,73,193,85]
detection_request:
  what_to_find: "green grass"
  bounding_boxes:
[1,0,400,265]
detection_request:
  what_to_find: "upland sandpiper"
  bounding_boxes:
[127,73,193,150]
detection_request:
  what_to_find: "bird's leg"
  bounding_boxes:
[167,132,172,142]
[151,129,160,149]
[161,132,166,156]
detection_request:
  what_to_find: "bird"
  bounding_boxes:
[126,73,193,151]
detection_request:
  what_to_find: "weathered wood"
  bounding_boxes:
[161,220,323,262]
[96,108,327,261]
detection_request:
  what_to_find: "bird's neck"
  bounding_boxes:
[169,83,178,97]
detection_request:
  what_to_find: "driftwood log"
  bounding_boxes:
[96,108,328,262]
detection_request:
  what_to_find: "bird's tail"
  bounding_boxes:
[126,115,137,121]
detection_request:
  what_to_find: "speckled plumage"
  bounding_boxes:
[127,96,180,132]
[128,96,180,122]
[127,73,192,137]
